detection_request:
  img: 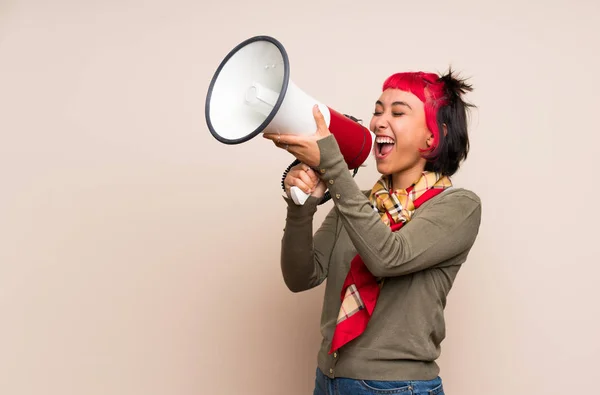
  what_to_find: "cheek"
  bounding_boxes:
[390,122,413,147]
[392,127,426,155]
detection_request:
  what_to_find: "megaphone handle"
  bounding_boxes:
[290,186,311,205]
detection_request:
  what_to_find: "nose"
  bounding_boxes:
[373,114,389,131]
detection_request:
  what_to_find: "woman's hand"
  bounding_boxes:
[263,104,331,168]
[283,163,326,199]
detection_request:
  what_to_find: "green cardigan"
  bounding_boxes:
[280,135,482,381]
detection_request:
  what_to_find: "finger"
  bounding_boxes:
[279,134,305,147]
[291,164,306,172]
[263,133,305,147]
[288,177,312,194]
[295,162,319,183]
[312,104,328,132]
[286,168,309,184]
[288,168,310,181]
[263,133,280,143]
[271,140,291,152]
[274,142,288,150]
[297,170,316,191]
[306,167,319,184]
[294,164,317,180]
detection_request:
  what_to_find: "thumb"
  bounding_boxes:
[312,104,328,133]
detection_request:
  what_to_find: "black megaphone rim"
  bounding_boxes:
[205,35,290,145]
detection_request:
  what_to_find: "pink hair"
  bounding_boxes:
[382,72,448,156]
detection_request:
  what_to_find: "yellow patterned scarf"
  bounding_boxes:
[329,170,453,354]
[369,171,452,226]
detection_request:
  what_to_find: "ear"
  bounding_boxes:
[426,125,446,148]
[426,131,434,147]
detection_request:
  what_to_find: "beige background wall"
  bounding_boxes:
[1,0,598,394]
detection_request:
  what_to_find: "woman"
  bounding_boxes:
[263,69,482,395]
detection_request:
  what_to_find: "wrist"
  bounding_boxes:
[312,135,346,180]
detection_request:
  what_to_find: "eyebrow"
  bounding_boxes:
[375,100,412,110]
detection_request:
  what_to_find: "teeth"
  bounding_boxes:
[375,136,395,144]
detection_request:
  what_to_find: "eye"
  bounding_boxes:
[392,112,404,117]
[372,111,382,116]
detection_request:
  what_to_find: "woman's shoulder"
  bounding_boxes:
[427,187,482,224]
[438,187,481,205]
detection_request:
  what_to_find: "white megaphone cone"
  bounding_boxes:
[205,35,375,205]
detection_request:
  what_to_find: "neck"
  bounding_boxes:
[390,167,425,191]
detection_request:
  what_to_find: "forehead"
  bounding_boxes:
[376,88,423,108]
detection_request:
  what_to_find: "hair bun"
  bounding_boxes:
[438,67,473,105]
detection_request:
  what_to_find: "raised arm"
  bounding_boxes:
[280,195,339,292]
[313,135,482,278]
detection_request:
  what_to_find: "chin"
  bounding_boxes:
[375,161,393,176]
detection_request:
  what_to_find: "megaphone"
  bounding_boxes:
[205,35,375,205]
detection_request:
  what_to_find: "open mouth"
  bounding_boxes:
[375,135,395,159]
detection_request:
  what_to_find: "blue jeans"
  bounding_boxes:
[313,367,445,395]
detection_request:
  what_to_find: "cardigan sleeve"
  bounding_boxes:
[280,195,339,292]
[312,135,482,278]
